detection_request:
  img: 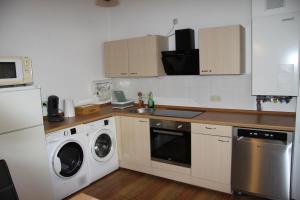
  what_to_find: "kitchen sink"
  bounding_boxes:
[128,108,154,114]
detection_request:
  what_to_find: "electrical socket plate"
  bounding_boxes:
[173,18,178,25]
[210,95,221,102]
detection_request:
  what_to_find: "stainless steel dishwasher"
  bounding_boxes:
[232,127,293,200]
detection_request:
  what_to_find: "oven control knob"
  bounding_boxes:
[156,122,161,127]
[177,124,183,129]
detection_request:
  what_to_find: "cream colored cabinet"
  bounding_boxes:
[191,123,232,189]
[104,39,129,77]
[104,35,168,77]
[199,25,245,75]
[120,116,151,167]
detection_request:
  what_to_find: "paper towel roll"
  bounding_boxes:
[64,99,75,118]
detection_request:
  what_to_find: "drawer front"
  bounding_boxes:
[192,123,232,137]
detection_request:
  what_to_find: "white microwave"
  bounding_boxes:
[0,56,33,86]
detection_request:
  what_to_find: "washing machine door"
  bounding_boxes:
[91,129,115,162]
[53,141,84,178]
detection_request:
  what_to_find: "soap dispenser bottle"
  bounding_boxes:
[147,92,155,108]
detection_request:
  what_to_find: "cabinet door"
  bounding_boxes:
[252,12,300,96]
[128,36,167,77]
[120,117,151,166]
[104,40,129,77]
[199,25,245,75]
[120,116,136,163]
[191,133,232,184]
[134,118,151,166]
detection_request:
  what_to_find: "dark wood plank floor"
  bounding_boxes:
[69,168,263,200]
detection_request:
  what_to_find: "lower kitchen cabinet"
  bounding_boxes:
[117,119,233,194]
[119,116,151,167]
[191,123,232,193]
[192,133,232,184]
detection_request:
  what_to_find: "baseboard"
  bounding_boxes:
[120,160,231,194]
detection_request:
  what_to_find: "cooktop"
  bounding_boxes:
[152,109,203,119]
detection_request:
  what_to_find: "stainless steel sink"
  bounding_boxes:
[128,108,154,114]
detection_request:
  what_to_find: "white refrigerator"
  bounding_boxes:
[0,86,54,200]
[293,90,300,200]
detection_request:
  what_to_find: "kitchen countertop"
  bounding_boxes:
[44,105,296,133]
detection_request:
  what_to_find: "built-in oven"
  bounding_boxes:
[150,119,191,167]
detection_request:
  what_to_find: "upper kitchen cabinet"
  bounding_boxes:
[252,11,300,96]
[104,39,129,77]
[104,35,168,78]
[252,0,300,17]
[199,25,245,75]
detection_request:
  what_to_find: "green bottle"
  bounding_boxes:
[148,92,155,108]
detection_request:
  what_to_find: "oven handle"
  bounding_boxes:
[152,129,184,136]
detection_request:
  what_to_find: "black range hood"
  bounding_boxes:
[162,29,199,75]
[162,50,199,75]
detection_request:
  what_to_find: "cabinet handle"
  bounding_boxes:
[201,70,208,72]
[282,17,295,22]
[205,126,216,130]
[218,139,229,143]
[130,72,138,75]
[120,73,127,75]
[139,120,148,123]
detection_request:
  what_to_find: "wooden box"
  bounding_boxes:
[75,104,101,115]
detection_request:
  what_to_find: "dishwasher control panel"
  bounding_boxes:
[237,128,287,141]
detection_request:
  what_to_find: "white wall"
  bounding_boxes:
[0,0,109,105]
[0,0,296,112]
[112,75,297,111]
[108,0,252,72]
[109,0,297,112]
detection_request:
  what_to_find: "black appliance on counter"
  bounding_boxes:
[47,95,64,122]
[150,119,191,167]
[162,28,199,75]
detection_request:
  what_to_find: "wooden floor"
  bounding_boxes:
[69,168,263,200]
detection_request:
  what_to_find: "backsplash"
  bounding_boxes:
[112,74,297,112]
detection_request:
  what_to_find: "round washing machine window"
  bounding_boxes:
[53,141,84,178]
[92,130,115,162]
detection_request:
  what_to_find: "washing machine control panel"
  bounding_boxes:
[46,125,83,142]
[63,128,77,136]
[85,119,111,132]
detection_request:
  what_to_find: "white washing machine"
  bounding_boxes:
[46,125,90,200]
[85,117,119,184]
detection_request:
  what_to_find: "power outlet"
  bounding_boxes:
[210,95,221,102]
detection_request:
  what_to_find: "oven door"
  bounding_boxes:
[150,128,191,167]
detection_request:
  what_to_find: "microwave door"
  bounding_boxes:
[0,59,23,85]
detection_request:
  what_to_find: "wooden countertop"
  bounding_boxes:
[44,105,296,133]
